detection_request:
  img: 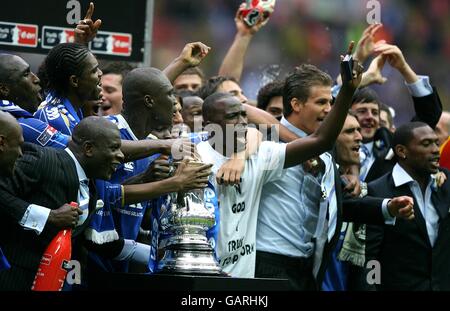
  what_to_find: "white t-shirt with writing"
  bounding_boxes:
[196,141,286,278]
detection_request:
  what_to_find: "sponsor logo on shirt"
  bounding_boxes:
[37,125,58,146]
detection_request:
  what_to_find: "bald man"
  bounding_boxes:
[97,67,212,274]
[0,53,70,148]
[0,116,124,290]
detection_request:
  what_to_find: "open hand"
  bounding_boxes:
[354,23,385,64]
[173,159,212,191]
[360,54,388,88]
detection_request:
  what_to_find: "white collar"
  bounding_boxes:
[65,148,88,183]
[280,117,308,138]
[392,163,434,188]
[280,117,332,164]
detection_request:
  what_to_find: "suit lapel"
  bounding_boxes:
[72,180,98,237]
[57,150,79,202]
[431,185,449,220]
[391,180,431,247]
[366,155,390,182]
[365,139,394,182]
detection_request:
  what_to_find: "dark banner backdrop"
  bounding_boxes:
[0,0,147,62]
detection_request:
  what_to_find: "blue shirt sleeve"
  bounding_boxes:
[18,117,69,149]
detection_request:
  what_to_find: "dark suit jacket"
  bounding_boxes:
[0,143,96,289]
[365,168,450,291]
[0,143,125,290]
[312,89,442,287]
[314,160,387,286]
[365,89,442,183]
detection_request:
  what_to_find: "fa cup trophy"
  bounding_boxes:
[157,157,222,275]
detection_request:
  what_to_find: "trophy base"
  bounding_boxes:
[157,247,223,276]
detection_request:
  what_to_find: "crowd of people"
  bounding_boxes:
[0,2,449,291]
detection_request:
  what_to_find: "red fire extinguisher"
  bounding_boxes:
[31,202,76,291]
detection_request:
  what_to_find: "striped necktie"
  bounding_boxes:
[359,144,371,180]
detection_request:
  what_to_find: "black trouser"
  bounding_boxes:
[255,250,316,291]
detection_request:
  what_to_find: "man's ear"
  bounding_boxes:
[291,97,302,113]
[0,84,10,98]
[83,141,95,157]
[69,75,79,88]
[395,144,407,160]
[144,95,155,109]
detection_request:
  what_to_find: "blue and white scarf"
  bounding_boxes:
[0,100,33,118]
[34,91,84,136]
[84,181,122,245]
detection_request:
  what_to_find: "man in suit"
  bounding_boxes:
[198,51,414,281]
[0,111,25,271]
[0,116,124,290]
[255,60,415,290]
[366,122,450,290]
[0,111,81,274]
[351,44,442,183]
[347,44,442,289]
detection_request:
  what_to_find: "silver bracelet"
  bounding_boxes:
[360,181,368,197]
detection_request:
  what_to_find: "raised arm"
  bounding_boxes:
[336,24,386,88]
[374,43,442,128]
[122,160,211,205]
[218,3,271,82]
[74,2,102,46]
[120,138,195,163]
[163,42,210,84]
[353,23,384,65]
[358,54,388,88]
[374,43,418,83]
[244,104,299,142]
